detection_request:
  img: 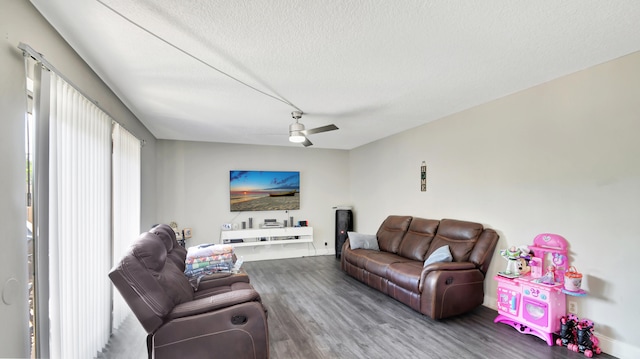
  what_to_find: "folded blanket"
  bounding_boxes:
[185,263,234,277]
[184,243,236,289]
[186,243,234,259]
[184,262,235,289]
[186,253,234,265]
[186,256,234,272]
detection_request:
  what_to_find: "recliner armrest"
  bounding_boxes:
[419,262,478,292]
[154,301,269,359]
[167,289,261,320]
[196,271,250,292]
[340,238,353,255]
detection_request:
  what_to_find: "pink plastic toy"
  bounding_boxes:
[539,265,557,285]
[529,257,543,278]
[494,233,569,346]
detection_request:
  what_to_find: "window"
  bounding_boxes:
[24,45,141,359]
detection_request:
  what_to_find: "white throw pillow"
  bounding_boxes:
[424,245,453,267]
[348,232,379,251]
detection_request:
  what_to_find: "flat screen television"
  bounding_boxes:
[230,170,300,212]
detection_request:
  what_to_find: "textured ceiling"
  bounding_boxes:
[30,0,640,149]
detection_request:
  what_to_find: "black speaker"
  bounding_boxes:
[335,209,353,258]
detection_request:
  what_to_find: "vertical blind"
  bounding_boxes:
[47,72,112,358]
[111,123,141,330]
[25,44,143,358]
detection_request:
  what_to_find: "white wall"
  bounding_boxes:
[0,2,157,357]
[155,140,350,259]
[4,2,638,357]
[1,3,31,356]
[350,51,640,358]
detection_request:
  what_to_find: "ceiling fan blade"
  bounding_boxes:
[302,124,338,136]
[302,138,313,147]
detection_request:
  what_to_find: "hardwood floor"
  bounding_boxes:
[97,314,147,359]
[99,255,616,359]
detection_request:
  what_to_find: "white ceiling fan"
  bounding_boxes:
[288,111,339,147]
[93,3,343,148]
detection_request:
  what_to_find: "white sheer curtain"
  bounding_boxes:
[48,72,112,359]
[111,123,141,330]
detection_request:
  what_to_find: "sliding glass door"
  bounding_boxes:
[24,48,141,358]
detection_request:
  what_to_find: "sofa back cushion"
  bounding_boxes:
[129,232,192,307]
[469,228,499,274]
[376,216,413,253]
[151,224,187,271]
[397,218,440,261]
[426,219,483,262]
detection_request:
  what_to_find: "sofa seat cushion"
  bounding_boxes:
[387,261,423,293]
[342,247,371,269]
[362,251,410,278]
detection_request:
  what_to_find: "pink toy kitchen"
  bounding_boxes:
[494,233,587,346]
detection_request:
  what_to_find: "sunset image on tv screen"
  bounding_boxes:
[230,170,300,212]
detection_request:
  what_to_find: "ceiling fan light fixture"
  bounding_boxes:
[289,132,306,143]
[289,120,306,143]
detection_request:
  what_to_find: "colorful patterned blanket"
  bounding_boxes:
[184,244,235,288]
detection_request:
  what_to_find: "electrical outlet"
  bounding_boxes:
[568,301,578,314]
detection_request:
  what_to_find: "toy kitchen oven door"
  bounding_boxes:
[494,233,569,346]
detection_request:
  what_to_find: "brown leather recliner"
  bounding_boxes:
[342,215,499,320]
[149,224,250,290]
[109,229,269,359]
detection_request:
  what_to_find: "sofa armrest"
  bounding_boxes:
[343,238,350,250]
[419,262,477,292]
[469,228,499,274]
[196,271,250,291]
[167,289,261,320]
[155,301,269,359]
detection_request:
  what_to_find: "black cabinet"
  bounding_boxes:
[335,209,353,258]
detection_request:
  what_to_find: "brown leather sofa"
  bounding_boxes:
[110,225,269,359]
[341,215,499,320]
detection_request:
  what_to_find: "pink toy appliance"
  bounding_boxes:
[494,233,569,346]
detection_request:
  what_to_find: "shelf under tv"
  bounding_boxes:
[219,227,313,248]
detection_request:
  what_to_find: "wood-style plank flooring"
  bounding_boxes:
[99,255,616,359]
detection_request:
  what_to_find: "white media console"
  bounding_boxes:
[219,227,314,261]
